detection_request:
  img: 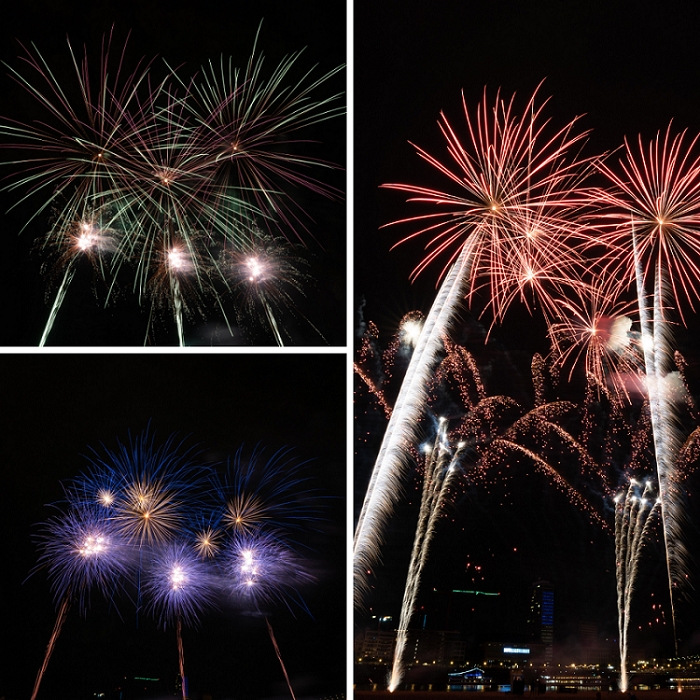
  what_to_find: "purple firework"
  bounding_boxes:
[35,503,135,612]
[225,531,314,613]
[143,541,216,627]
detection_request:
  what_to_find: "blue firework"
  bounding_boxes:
[34,503,135,613]
[224,530,313,613]
[143,540,217,628]
[210,444,323,542]
[68,429,213,546]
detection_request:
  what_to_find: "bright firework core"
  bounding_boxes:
[170,564,186,590]
[246,256,266,281]
[168,248,189,272]
[78,534,107,557]
[241,549,259,584]
[76,223,98,251]
[401,319,422,346]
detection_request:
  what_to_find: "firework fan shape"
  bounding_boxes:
[143,540,217,628]
[34,503,135,612]
[0,26,344,345]
[211,444,323,542]
[182,26,344,242]
[225,531,314,613]
[382,82,594,324]
[68,430,211,547]
[595,123,700,321]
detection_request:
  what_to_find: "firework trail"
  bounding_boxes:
[30,505,135,699]
[354,86,591,606]
[388,419,465,691]
[594,126,700,649]
[354,244,473,606]
[29,595,70,700]
[144,542,216,700]
[266,616,297,700]
[614,479,660,693]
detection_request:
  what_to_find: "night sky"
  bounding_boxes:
[0,0,346,346]
[0,353,346,700]
[354,0,700,662]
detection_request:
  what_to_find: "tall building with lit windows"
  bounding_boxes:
[527,581,554,665]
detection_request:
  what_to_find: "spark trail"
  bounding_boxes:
[388,419,465,691]
[615,479,659,693]
[634,228,684,653]
[354,86,591,606]
[29,595,71,700]
[354,243,473,607]
[595,126,700,647]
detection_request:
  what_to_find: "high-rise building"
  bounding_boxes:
[527,581,554,665]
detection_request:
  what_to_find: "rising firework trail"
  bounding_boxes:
[614,479,660,693]
[388,418,464,691]
[30,505,135,700]
[354,85,592,606]
[144,542,216,700]
[595,126,700,650]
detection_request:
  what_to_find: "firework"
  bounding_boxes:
[614,479,660,692]
[30,505,135,700]
[354,85,592,607]
[144,540,216,627]
[595,125,700,321]
[222,229,322,345]
[388,419,465,691]
[226,532,310,608]
[0,30,156,344]
[144,541,217,700]
[69,430,209,547]
[547,280,643,403]
[0,27,344,345]
[35,504,135,611]
[182,24,344,242]
[210,445,322,544]
[592,125,700,649]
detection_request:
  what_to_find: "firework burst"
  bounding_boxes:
[355,85,594,606]
[212,445,322,543]
[222,229,321,345]
[0,26,344,345]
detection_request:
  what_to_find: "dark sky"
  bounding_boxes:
[0,353,346,700]
[354,0,700,349]
[353,0,700,661]
[0,0,346,346]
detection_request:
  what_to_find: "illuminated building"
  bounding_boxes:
[527,581,554,665]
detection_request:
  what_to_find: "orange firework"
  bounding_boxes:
[382,83,595,325]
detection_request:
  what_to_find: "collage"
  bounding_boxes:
[5,3,700,700]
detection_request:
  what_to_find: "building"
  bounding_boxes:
[527,581,554,665]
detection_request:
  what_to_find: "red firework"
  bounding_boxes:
[594,123,700,321]
[382,83,595,324]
